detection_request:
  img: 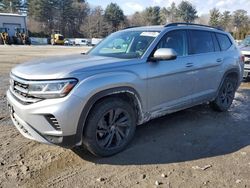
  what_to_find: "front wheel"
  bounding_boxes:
[210,77,237,112]
[82,98,136,157]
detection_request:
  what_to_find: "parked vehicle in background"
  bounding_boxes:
[239,36,250,79]
[0,27,10,44]
[91,38,103,46]
[13,28,31,45]
[235,40,242,45]
[0,13,27,45]
[64,38,74,46]
[7,23,244,157]
[29,37,48,45]
[75,38,91,46]
[51,30,64,45]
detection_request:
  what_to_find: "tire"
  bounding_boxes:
[82,97,136,157]
[12,36,17,44]
[25,37,31,45]
[210,77,237,112]
[245,76,250,82]
[8,37,13,45]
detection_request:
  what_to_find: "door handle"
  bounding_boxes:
[186,62,194,67]
[216,58,223,63]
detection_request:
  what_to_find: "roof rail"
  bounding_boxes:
[123,26,140,30]
[165,22,223,31]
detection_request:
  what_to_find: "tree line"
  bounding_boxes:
[0,0,249,39]
[209,8,249,39]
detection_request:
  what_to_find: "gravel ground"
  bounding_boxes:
[0,45,249,188]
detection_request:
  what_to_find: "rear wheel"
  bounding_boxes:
[210,77,237,111]
[82,97,136,157]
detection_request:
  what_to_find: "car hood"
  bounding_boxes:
[11,54,129,80]
[239,45,250,55]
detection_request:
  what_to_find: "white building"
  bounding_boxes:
[0,13,27,36]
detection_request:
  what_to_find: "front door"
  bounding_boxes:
[147,30,196,113]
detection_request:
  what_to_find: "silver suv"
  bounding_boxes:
[7,23,244,156]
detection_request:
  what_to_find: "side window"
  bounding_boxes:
[212,33,221,52]
[189,30,215,54]
[216,33,232,51]
[157,30,187,56]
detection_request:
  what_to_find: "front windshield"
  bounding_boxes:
[89,30,160,59]
[241,36,250,46]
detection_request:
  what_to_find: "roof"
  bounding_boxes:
[124,25,165,32]
[124,23,225,33]
[165,22,224,31]
[0,13,26,17]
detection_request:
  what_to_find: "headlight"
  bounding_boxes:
[28,79,78,99]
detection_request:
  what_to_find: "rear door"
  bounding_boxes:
[187,29,223,102]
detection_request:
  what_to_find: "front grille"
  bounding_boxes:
[244,55,250,64]
[13,80,28,96]
[45,114,61,131]
[58,36,64,40]
[10,75,41,104]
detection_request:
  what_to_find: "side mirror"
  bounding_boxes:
[151,48,177,61]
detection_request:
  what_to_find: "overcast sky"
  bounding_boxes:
[90,0,250,15]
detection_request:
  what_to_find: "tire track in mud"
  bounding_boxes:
[22,148,86,187]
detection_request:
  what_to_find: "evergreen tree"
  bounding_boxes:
[144,6,161,25]
[233,9,248,28]
[71,0,90,37]
[178,1,197,23]
[220,11,231,31]
[58,0,75,35]
[0,0,6,11]
[160,7,169,24]
[209,8,221,27]
[104,3,125,32]
[168,2,179,23]
[0,0,22,13]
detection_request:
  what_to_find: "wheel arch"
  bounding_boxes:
[216,68,240,95]
[75,86,144,145]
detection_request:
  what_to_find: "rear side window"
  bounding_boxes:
[216,33,232,51]
[212,33,221,52]
[189,30,215,54]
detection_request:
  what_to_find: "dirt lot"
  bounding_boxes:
[0,45,249,188]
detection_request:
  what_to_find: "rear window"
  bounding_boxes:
[189,30,215,54]
[216,33,232,51]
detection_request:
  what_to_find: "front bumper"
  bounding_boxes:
[7,89,84,147]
